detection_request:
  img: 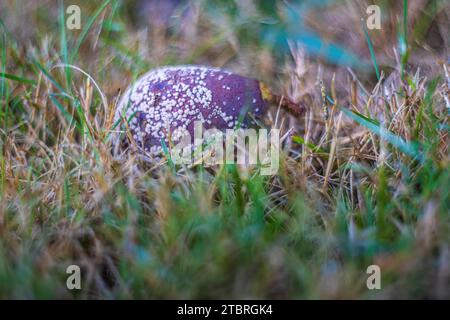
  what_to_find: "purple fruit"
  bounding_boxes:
[114,65,301,155]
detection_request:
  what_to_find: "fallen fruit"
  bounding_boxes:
[114,65,302,155]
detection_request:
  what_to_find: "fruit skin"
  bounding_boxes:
[115,65,269,155]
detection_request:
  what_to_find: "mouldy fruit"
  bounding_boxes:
[114,65,302,156]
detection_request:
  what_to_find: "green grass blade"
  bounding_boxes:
[400,0,409,79]
[292,135,328,155]
[403,0,408,43]
[0,72,36,85]
[160,138,175,173]
[49,93,79,130]
[70,0,111,63]
[339,105,421,160]
[361,18,380,81]
[0,20,9,128]
[32,59,67,95]
[59,0,71,88]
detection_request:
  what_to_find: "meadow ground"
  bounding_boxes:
[0,0,449,299]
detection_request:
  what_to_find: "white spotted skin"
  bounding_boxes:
[115,65,268,155]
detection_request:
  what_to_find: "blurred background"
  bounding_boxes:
[1,0,448,96]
